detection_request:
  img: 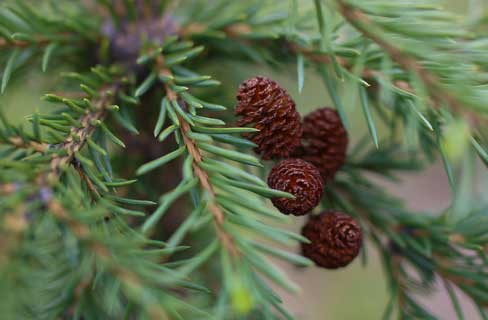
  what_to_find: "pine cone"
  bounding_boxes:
[301,107,348,181]
[235,76,302,160]
[267,159,323,216]
[301,211,362,269]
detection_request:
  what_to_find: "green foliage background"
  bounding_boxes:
[0,0,486,319]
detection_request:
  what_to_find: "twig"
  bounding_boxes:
[46,86,117,184]
[179,117,238,256]
[156,57,239,256]
[7,137,49,153]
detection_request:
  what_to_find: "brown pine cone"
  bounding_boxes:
[267,159,323,216]
[301,107,348,181]
[301,211,362,269]
[235,76,302,160]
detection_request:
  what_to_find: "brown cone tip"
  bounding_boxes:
[301,107,348,181]
[267,158,324,216]
[235,76,302,160]
[301,211,362,269]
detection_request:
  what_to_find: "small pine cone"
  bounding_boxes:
[235,76,302,160]
[301,211,362,269]
[301,107,348,181]
[267,159,323,216]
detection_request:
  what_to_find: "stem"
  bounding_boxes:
[179,117,238,256]
[46,86,117,184]
[7,137,48,152]
[157,57,239,256]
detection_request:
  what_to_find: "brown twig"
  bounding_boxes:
[156,56,239,256]
[0,38,32,48]
[179,117,238,256]
[46,86,117,184]
[7,136,49,153]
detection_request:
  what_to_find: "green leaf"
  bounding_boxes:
[198,142,262,167]
[105,195,157,206]
[179,92,203,109]
[1,48,20,94]
[297,53,305,94]
[62,98,86,114]
[83,165,109,192]
[314,0,342,79]
[114,108,139,134]
[245,250,300,293]
[189,115,225,126]
[42,42,58,72]
[250,241,313,267]
[185,131,213,143]
[209,134,257,148]
[444,280,465,320]
[142,177,198,233]
[136,47,162,64]
[166,202,204,247]
[165,46,204,65]
[317,64,348,128]
[154,98,167,137]
[136,146,186,175]
[100,123,126,148]
[171,99,194,126]
[359,85,379,148]
[165,98,180,126]
[104,179,137,187]
[87,137,108,156]
[200,158,267,187]
[193,126,259,134]
[471,137,488,166]
[408,100,433,131]
[32,112,41,141]
[118,92,139,105]
[134,72,157,97]
[433,121,455,190]
[215,193,285,221]
[158,124,177,142]
[174,75,211,85]
[177,240,219,277]
[103,201,146,216]
[210,176,293,199]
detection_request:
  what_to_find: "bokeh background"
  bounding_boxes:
[1,0,486,319]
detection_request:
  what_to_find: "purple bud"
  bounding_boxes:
[39,187,53,204]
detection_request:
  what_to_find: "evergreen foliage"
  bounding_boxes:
[0,0,487,319]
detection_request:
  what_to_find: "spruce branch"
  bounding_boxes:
[179,114,239,256]
[1,1,487,319]
[132,39,307,316]
[45,84,118,184]
[0,183,175,319]
[157,58,238,256]
[328,150,488,318]
[45,199,171,320]
[335,0,488,127]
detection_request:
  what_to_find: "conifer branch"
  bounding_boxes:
[336,0,487,127]
[157,57,239,256]
[1,1,487,318]
[46,85,118,184]
[7,136,49,152]
[46,199,171,320]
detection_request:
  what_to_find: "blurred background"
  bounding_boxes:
[1,0,486,319]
